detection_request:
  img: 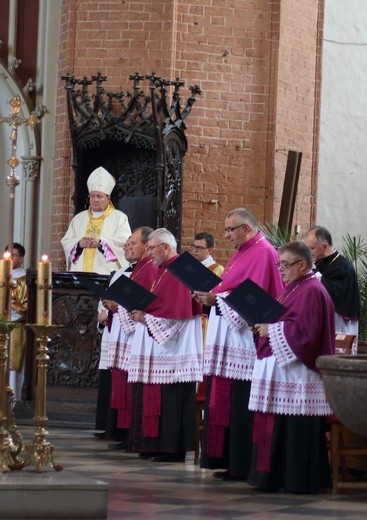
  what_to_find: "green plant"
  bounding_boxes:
[258,223,293,249]
[341,234,367,341]
[0,315,18,334]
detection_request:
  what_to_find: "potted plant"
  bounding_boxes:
[258,223,293,249]
[341,234,367,343]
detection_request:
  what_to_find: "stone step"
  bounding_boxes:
[15,384,98,428]
[0,470,108,519]
[13,401,96,429]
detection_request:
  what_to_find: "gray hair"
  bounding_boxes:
[226,208,258,229]
[308,226,333,246]
[133,226,154,244]
[148,228,177,252]
[279,240,313,269]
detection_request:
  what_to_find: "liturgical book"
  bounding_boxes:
[224,278,285,326]
[75,274,156,311]
[166,251,222,292]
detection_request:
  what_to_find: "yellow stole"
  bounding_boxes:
[83,202,114,272]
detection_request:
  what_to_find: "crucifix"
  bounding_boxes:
[0,96,41,254]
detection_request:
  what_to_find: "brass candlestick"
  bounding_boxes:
[6,382,23,457]
[23,324,63,472]
[0,95,47,472]
[0,328,25,472]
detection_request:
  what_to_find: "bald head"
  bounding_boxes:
[304,226,334,262]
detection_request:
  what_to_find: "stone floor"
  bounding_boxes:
[4,425,367,519]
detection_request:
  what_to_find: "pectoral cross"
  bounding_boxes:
[0,96,41,253]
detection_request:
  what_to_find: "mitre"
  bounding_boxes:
[87,166,116,195]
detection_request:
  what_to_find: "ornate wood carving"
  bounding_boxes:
[25,271,109,399]
[61,72,201,245]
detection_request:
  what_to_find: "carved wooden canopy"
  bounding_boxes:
[61,72,201,244]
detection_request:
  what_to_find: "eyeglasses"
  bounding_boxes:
[190,244,208,251]
[277,259,302,270]
[147,243,166,253]
[224,224,245,234]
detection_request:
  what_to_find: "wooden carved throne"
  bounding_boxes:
[62,71,201,245]
[18,74,201,424]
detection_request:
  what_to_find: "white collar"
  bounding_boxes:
[91,210,104,217]
[201,255,216,268]
[12,267,26,279]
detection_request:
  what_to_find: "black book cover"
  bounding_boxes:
[166,251,222,292]
[224,278,285,326]
[75,273,156,311]
[73,274,109,299]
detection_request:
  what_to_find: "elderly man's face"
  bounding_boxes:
[304,231,327,262]
[277,252,304,285]
[224,216,249,250]
[123,237,134,263]
[89,191,110,212]
[129,231,146,263]
[146,240,168,266]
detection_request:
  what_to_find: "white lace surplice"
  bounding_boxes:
[106,305,135,369]
[249,322,333,416]
[203,296,256,381]
[128,314,203,384]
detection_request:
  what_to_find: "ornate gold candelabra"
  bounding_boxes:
[0,248,25,471]
[0,330,13,472]
[1,96,57,472]
[23,324,62,472]
[0,324,25,472]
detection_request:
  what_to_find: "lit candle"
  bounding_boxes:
[36,254,52,325]
[0,251,12,318]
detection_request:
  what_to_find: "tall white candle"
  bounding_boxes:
[0,252,12,318]
[36,255,52,325]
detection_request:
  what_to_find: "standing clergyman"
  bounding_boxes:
[61,166,131,274]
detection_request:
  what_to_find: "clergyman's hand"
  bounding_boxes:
[79,237,90,248]
[88,237,100,248]
[192,291,216,307]
[253,323,269,338]
[130,310,146,324]
[102,299,118,313]
[97,310,108,325]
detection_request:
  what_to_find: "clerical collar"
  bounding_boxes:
[125,262,137,273]
[201,255,215,268]
[91,210,104,217]
[316,250,339,266]
[12,267,26,279]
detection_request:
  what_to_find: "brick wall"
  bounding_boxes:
[50,0,323,267]
[176,1,282,261]
[272,0,324,238]
[50,0,77,268]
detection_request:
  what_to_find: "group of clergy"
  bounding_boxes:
[61,166,360,494]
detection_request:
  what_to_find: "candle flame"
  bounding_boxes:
[3,251,11,260]
[41,254,49,262]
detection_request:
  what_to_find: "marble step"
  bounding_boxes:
[13,400,96,428]
[0,470,109,519]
